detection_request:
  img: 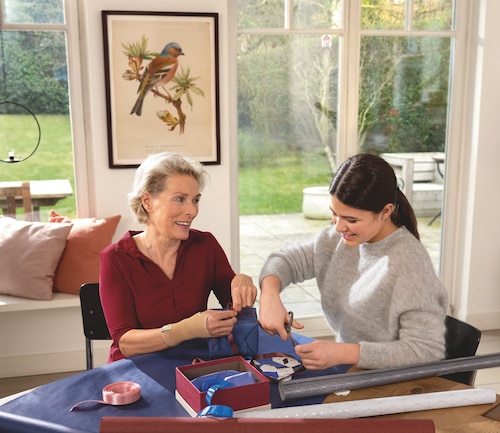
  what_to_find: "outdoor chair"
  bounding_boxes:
[0,181,32,221]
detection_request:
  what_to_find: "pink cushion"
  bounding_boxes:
[49,210,121,294]
[0,217,72,300]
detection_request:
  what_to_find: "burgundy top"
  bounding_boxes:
[99,230,235,361]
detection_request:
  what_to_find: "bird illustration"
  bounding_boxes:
[130,42,184,116]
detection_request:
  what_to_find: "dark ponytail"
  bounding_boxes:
[329,154,420,240]
[392,188,419,240]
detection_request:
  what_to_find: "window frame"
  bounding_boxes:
[237,0,470,309]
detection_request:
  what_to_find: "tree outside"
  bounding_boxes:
[1,0,68,115]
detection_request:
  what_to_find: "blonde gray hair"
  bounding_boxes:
[128,152,208,224]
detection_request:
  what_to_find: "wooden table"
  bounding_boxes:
[0,179,73,221]
[324,375,500,433]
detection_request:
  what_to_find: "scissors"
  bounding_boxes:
[285,311,297,346]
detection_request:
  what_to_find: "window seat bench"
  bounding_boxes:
[0,292,80,313]
[0,292,109,378]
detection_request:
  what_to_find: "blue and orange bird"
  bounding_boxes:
[130,42,184,116]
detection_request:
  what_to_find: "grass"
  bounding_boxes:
[239,151,333,215]
[0,114,76,219]
[0,115,333,218]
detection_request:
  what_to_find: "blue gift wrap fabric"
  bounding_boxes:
[0,329,349,433]
[207,307,259,358]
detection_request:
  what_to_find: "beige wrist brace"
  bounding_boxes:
[161,311,210,347]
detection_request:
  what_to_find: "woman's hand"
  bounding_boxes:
[230,273,257,311]
[205,309,238,337]
[295,340,360,370]
[258,275,303,340]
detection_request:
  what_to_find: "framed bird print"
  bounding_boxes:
[102,11,220,167]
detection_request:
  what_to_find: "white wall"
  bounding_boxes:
[78,0,239,269]
[443,0,500,329]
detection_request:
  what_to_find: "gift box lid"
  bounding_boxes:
[176,356,270,414]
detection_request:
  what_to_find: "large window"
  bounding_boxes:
[238,0,458,318]
[0,0,76,219]
[237,0,454,215]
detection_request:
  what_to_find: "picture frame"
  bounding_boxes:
[102,11,220,168]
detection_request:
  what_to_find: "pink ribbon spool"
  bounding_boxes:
[102,382,141,405]
[70,381,141,411]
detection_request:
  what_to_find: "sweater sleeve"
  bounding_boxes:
[259,236,317,290]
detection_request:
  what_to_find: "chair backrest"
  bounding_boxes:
[0,181,32,221]
[79,283,111,369]
[440,315,481,385]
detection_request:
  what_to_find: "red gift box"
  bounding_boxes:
[175,356,270,416]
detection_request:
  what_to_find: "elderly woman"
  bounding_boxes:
[100,152,257,362]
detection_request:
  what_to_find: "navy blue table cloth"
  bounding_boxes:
[0,330,348,433]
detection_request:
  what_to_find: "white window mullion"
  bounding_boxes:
[67,0,90,215]
[284,0,293,29]
[338,0,362,162]
[406,0,414,31]
[439,0,477,312]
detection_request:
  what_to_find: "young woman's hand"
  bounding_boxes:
[295,340,360,369]
[258,275,304,340]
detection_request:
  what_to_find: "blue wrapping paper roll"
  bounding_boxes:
[278,352,500,401]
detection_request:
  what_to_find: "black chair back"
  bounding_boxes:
[440,315,481,385]
[79,283,111,369]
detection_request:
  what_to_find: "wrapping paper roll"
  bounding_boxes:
[0,412,91,433]
[236,387,496,419]
[99,416,436,433]
[279,353,500,401]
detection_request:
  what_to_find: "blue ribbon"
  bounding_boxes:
[196,381,234,418]
[205,381,233,405]
[196,404,233,418]
[193,369,257,417]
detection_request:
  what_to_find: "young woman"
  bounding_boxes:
[258,153,448,370]
[100,152,257,362]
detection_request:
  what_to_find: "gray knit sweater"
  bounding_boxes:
[259,226,448,369]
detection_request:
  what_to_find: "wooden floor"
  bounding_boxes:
[0,371,81,399]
